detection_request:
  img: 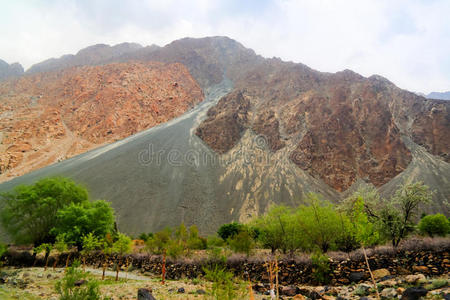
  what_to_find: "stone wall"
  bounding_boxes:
[4,246,449,286]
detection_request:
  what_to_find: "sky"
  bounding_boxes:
[1,0,449,94]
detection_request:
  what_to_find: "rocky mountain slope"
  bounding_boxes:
[0,36,448,235]
[0,62,202,181]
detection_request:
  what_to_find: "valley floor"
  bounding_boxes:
[0,266,449,299]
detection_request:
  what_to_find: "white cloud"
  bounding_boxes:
[0,0,449,93]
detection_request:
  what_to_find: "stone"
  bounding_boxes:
[405,274,426,284]
[349,272,366,283]
[293,295,306,300]
[372,269,391,280]
[380,288,397,299]
[137,288,156,300]
[379,279,397,287]
[74,279,86,286]
[412,266,429,273]
[177,287,185,293]
[281,285,298,296]
[322,295,336,300]
[443,293,450,300]
[196,289,206,295]
[253,283,266,293]
[402,287,428,300]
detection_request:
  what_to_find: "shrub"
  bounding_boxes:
[207,235,226,248]
[145,228,171,255]
[217,222,244,241]
[227,230,254,256]
[311,252,331,284]
[55,261,104,300]
[418,214,450,237]
[203,265,246,300]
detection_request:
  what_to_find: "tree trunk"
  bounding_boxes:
[53,256,59,270]
[362,246,380,300]
[44,251,50,271]
[65,252,72,272]
[115,258,119,281]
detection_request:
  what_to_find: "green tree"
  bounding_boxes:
[0,177,88,245]
[295,194,342,253]
[81,233,101,271]
[217,222,244,241]
[112,233,132,281]
[418,213,450,237]
[145,227,172,255]
[379,182,432,247]
[51,200,114,248]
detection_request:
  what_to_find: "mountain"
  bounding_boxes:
[0,36,448,235]
[0,62,202,181]
[427,91,450,100]
[26,42,145,74]
[0,59,24,81]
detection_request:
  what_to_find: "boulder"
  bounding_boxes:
[380,288,397,299]
[293,295,306,300]
[405,274,426,284]
[349,272,366,283]
[402,287,428,300]
[177,287,185,293]
[412,266,429,273]
[137,288,156,300]
[281,285,298,296]
[372,269,391,280]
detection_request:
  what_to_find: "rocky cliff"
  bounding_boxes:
[0,62,203,181]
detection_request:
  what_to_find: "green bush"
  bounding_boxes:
[418,213,450,237]
[227,230,254,256]
[55,261,104,300]
[203,265,246,300]
[217,222,244,241]
[311,252,331,284]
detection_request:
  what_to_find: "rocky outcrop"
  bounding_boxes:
[0,62,203,181]
[0,59,24,81]
[411,100,450,162]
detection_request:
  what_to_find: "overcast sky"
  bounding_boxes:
[1,0,449,93]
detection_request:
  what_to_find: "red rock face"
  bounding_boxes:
[412,101,450,162]
[196,62,416,192]
[0,62,203,181]
[196,91,250,154]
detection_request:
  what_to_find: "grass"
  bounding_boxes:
[425,278,448,290]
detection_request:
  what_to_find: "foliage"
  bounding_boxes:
[207,235,226,248]
[112,233,132,255]
[34,243,52,256]
[349,196,380,247]
[145,227,172,255]
[378,182,432,247]
[295,194,343,253]
[227,230,254,256]
[51,200,114,248]
[55,261,104,300]
[0,177,88,245]
[81,233,101,255]
[418,214,450,237]
[217,222,244,241]
[252,205,300,254]
[54,234,69,253]
[334,213,359,252]
[203,265,246,300]
[187,225,207,250]
[311,252,331,284]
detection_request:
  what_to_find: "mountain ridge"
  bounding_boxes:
[0,36,448,235]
